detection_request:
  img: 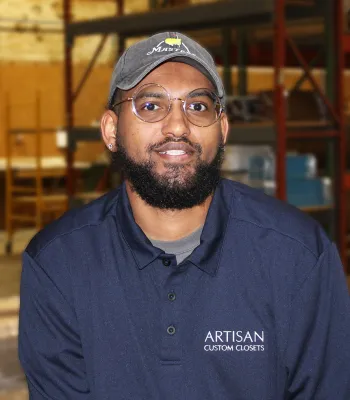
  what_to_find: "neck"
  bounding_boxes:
[125,181,212,241]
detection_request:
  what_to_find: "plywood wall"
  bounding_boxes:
[0,62,113,160]
[0,0,120,63]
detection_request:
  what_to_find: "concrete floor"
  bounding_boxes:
[0,338,26,398]
[0,254,27,399]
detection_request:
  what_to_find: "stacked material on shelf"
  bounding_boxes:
[286,154,332,207]
[225,90,327,123]
[287,175,332,207]
[221,145,272,172]
[225,94,270,123]
[248,152,332,208]
[247,147,276,197]
[220,144,272,185]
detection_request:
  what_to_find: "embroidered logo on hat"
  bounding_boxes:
[146,34,195,56]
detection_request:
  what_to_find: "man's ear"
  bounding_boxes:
[220,112,229,145]
[101,110,118,152]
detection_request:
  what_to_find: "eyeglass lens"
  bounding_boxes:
[133,84,221,127]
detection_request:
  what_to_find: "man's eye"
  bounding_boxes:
[188,102,208,112]
[142,102,160,111]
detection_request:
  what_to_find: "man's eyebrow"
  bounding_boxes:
[187,90,217,100]
[138,91,167,99]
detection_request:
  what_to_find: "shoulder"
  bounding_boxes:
[221,179,330,258]
[26,188,121,260]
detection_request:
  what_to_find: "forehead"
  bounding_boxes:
[132,62,215,94]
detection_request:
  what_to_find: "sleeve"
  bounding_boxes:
[284,242,350,399]
[18,251,91,399]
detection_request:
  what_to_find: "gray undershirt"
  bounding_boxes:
[150,225,204,264]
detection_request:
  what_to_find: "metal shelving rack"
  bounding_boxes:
[63,0,347,269]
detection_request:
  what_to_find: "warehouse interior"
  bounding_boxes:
[1,0,350,397]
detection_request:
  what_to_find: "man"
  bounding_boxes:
[19,32,350,399]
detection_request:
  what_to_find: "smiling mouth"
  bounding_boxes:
[158,150,187,156]
[154,141,196,160]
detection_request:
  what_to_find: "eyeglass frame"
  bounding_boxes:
[111,83,225,128]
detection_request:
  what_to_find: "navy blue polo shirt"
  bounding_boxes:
[19,179,350,399]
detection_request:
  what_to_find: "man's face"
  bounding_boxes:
[103,62,229,209]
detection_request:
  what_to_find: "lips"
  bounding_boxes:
[155,142,194,156]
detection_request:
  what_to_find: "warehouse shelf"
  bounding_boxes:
[66,1,320,39]
[227,120,337,144]
[299,204,333,213]
[4,94,69,254]
[63,0,347,269]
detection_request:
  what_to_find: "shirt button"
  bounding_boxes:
[162,259,171,267]
[168,292,176,301]
[167,325,176,335]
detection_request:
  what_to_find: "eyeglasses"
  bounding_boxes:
[112,83,224,127]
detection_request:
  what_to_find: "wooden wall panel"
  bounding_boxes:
[1,0,117,63]
[0,62,111,159]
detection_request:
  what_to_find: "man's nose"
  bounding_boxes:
[161,99,190,138]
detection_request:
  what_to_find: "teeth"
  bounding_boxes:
[159,150,186,156]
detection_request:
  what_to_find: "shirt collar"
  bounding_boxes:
[116,179,235,276]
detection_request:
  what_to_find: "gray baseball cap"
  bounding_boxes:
[108,31,225,106]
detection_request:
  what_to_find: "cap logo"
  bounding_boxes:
[146,39,195,56]
[165,38,182,46]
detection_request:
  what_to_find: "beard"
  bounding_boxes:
[111,132,225,210]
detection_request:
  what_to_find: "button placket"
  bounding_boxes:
[159,261,185,363]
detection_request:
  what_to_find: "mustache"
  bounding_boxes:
[147,137,202,155]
